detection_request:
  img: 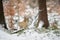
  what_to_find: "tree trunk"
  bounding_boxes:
[0,0,7,29]
[38,0,49,28]
[58,0,60,5]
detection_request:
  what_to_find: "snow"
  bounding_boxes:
[1,10,60,40]
[1,7,60,40]
[0,12,60,40]
[0,27,60,40]
[38,21,44,29]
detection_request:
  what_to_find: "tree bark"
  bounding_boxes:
[58,0,60,5]
[38,0,49,28]
[0,0,7,29]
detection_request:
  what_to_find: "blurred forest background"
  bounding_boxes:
[0,0,60,31]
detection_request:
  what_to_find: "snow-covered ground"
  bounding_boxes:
[0,12,60,40]
[0,28,60,40]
